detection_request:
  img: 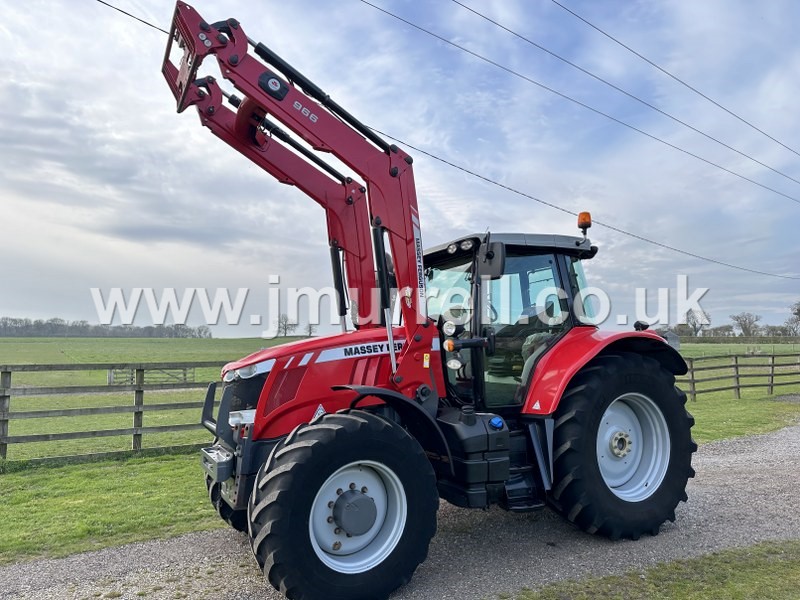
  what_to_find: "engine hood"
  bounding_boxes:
[221,327,406,377]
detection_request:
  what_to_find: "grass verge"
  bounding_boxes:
[0,452,223,565]
[514,540,800,599]
[686,387,800,443]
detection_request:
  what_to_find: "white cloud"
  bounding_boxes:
[0,0,798,336]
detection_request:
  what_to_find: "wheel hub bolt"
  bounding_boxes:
[336,488,343,495]
[361,486,368,493]
[610,431,632,458]
[349,482,356,490]
[327,516,334,523]
[332,541,341,551]
[334,527,342,535]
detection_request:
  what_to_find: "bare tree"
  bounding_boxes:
[305,323,317,337]
[785,318,800,336]
[706,324,734,337]
[729,312,762,337]
[685,309,711,337]
[786,301,800,336]
[275,313,298,337]
[764,325,789,337]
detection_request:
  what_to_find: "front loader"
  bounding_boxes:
[161,4,696,599]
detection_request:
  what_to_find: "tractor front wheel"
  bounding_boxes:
[248,410,438,600]
[550,352,696,540]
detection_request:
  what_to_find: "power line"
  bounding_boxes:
[451,0,800,190]
[95,0,169,34]
[370,128,799,281]
[357,0,800,206]
[92,0,800,281]
[549,0,800,160]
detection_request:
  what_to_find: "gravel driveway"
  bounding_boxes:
[2,417,799,600]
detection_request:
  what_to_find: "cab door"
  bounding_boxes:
[481,252,571,408]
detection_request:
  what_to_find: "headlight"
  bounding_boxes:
[223,358,276,382]
[446,243,458,254]
[442,320,457,336]
[459,239,474,251]
[235,364,258,379]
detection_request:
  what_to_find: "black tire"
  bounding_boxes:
[206,474,248,533]
[247,410,439,600]
[246,434,289,568]
[204,438,248,533]
[550,352,697,540]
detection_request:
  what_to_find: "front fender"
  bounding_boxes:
[333,385,454,477]
[522,327,686,416]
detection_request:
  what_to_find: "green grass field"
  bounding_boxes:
[0,336,281,365]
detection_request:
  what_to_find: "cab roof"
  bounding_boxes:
[425,233,597,260]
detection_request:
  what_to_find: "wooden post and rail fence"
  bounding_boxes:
[679,353,800,401]
[0,361,221,462]
[1,354,799,462]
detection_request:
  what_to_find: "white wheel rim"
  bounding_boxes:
[596,392,670,502]
[309,460,406,574]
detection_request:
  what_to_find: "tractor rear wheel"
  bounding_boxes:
[550,352,696,540]
[248,410,438,600]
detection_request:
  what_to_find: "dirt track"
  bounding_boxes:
[2,418,799,600]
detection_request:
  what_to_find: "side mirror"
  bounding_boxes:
[477,241,505,280]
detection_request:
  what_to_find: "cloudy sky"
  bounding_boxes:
[1,0,798,337]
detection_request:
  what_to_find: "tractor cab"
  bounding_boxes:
[425,232,598,411]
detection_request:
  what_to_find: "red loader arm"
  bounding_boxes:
[161,2,436,392]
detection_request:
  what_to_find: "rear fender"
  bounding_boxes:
[522,328,686,416]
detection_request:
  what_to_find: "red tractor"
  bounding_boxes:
[162,4,696,599]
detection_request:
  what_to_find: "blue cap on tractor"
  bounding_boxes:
[489,416,504,430]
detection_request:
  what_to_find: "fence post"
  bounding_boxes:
[733,356,741,399]
[768,355,775,396]
[685,358,696,402]
[0,370,11,460]
[133,367,144,451]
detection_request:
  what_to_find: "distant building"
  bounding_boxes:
[662,330,680,350]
